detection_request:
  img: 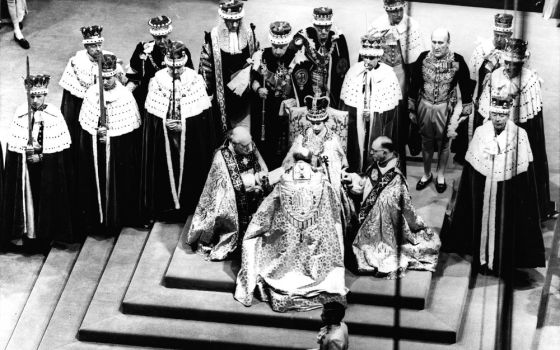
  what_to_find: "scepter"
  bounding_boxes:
[25,56,34,157]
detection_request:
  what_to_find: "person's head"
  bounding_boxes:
[489,95,511,133]
[229,126,254,155]
[370,136,396,163]
[101,54,118,90]
[383,0,406,25]
[165,41,189,76]
[321,302,346,326]
[269,21,292,57]
[293,147,313,164]
[81,25,104,60]
[219,0,244,33]
[360,33,384,70]
[148,15,173,47]
[312,7,333,41]
[304,94,330,134]
[492,13,513,50]
[25,74,50,109]
[502,38,527,78]
[431,28,450,58]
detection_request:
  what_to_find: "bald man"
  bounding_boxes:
[185,126,272,260]
[409,28,474,193]
[343,136,440,277]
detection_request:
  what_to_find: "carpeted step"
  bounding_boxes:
[5,244,80,350]
[123,223,460,343]
[164,243,433,309]
[38,234,119,350]
[78,222,470,349]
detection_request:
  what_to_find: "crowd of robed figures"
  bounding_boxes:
[0,0,554,315]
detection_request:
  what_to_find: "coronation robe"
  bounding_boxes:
[250,47,297,169]
[453,38,505,163]
[234,164,347,312]
[143,68,216,222]
[367,14,424,161]
[441,120,545,272]
[478,67,554,220]
[127,41,193,116]
[202,21,257,137]
[186,144,270,261]
[283,126,356,236]
[1,104,74,249]
[78,82,141,236]
[291,27,349,107]
[340,61,402,173]
[348,158,440,277]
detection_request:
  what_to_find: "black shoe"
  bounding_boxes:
[416,174,433,191]
[14,34,30,49]
[436,179,447,193]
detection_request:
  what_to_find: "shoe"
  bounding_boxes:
[436,179,447,193]
[14,34,30,49]
[416,173,433,191]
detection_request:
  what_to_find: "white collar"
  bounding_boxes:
[377,157,398,174]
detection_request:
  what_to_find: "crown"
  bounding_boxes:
[359,32,384,57]
[489,94,512,115]
[503,38,528,62]
[494,13,514,33]
[100,54,118,77]
[81,25,104,45]
[269,21,292,46]
[24,74,51,95]
[219,0,244,20]
[383,0,406,11]
[304,94,330,122]
[312,7,333,26]
[148,15,173,37]
[164,41,189,67]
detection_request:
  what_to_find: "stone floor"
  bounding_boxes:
[1,0,559,349]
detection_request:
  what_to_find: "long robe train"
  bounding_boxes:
[441,163,545,272]
[1,150,74,249]
[78,129,140,236]
[142,109,216,222]
[234,179,347,312]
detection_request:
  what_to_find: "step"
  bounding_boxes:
[38,235,117,350]
[5,244,80,350]
[79,222,470,349]
[165,242,432,309]
[0,251,45,349]
[58,341,166,350]
[123,224,459,343]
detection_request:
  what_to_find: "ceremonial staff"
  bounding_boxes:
[25,56,34,158]
[172,55,177,120]
[362,75,371,172]
[97,54,109,223]
[260,59,267,141]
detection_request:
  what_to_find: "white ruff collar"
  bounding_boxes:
[144,68,212,120]
[466,120,532,182]
[478,67,542,123]
[8,103,71,154]
[79,82,140,137]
